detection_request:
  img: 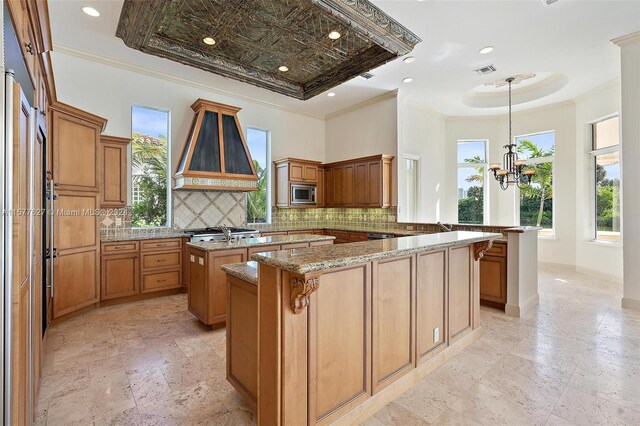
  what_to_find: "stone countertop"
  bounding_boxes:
[252,231,502,275]
[221,261,258,285]
[101,232,189,242]
[187,234,335,252]
[255,225,422,236]
[503,226,544,233]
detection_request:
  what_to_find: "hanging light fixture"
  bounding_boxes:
[488,77,535,190]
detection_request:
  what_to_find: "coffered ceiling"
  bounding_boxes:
[49,0,640,117]
[115,0,420,100]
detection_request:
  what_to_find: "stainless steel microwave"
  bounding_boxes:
[291,184,316,205]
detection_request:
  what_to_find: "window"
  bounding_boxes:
[591,116,621,243]
[516,131,555,237]
[246,128,270,223]
[131,106,170,227]
[457,140,487,224]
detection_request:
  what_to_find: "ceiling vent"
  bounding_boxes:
[543,0,559,5]
[174,99,258,192]
[474,65,497,76]
[360,72,375,80]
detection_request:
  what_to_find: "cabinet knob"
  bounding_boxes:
[24,42,34,54]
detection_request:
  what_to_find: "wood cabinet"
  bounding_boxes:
[274,158,323,208]
[99,135,130,207]
[101,252,140,300]
[325,230,349,244]
[348,231,368,242]
[480,242,507,308]
[100,238,183,302]
[416,249,447,364]
[324,154,393,208]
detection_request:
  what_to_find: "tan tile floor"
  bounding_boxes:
[36,265,640,425]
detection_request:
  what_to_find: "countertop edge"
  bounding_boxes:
[252,233,502,275]
[186,234,335,252]
[221,262,258,285]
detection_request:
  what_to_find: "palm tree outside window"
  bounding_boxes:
[457,140,488,225]
[246,128,270,224]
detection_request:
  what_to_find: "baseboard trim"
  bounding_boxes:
[505,293,539,318]
[622,297,640,311]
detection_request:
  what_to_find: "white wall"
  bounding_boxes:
[50,51,326,206]
[325,93,398,204]
[574,80,623,281]
[396,93,447,222]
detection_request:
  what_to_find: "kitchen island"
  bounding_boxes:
[228,231,501,425]
[187,234,334,327]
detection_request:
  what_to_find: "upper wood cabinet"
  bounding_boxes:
[50,102,107,192]
[324,154,393,208]
[274,158,323,208]
[99,135,130,207]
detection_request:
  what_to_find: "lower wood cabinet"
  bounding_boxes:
[416,249,447,364]
[54,250,99,317]
[479,242,507,308]
[100,238,183,303]
[101,253,139,300]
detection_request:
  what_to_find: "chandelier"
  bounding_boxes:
[488,77,535,190]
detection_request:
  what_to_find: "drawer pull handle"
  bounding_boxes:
[157,279,167,283]
[156,259,166,262]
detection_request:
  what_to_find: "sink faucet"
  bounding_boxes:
[436,222,453,232]
[220,224,232,241]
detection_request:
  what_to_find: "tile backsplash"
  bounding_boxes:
[268,207,398,228]
[172,190,247,229]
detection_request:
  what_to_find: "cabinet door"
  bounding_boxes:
[303,165,317,182]
[355,162,368,206]
[480,255,507,305]
[367,161,382,206]
[448,246,473,344]
[52,110,101,192]
[416,249,447,364]
[100,139,128,207]
[54,250,99,318]
[211,250,247,324]
[101,254,139,300]
[275,164,289,207]
[289,162,304,181]
[324,168,333,206]
[343,164,355,206]
[333,167,344,205]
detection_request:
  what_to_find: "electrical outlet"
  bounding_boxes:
[190,255,195,262]
[433,327,440,343]
[198,257,204,265]
[115,217,122,226]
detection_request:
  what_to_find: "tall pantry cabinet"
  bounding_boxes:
[49,102,107,318]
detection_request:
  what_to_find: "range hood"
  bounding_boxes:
[174,99,257,191]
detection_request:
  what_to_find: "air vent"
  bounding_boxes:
[474,65,497,76]
[543,0,559,4]
[360,72,375,80]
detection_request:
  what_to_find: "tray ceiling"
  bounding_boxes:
[115,0,420,100]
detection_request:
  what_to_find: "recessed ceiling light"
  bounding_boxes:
[327,92,336,97]
[402,77,413,83]
[479,46,494,54]
[81,6,100,17]
[202,37,216,45]
[328,31,341,40]
[278,66,289,72]
[403,56,416,64]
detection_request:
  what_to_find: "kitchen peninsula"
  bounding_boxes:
[225,231,501,425]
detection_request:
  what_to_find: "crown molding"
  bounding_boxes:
[612,31,640,47]
[52,43,326,121]
[446,98,576,121]
[325,90,399,120]
[573,78,621,104]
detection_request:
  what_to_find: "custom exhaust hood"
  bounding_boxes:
[174,99,257,191]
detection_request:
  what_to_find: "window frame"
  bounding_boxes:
[246,126,271,224]
[456,139,489,225]
[589,114,621,245]
[130,105,172,228]
[514,130,555,239]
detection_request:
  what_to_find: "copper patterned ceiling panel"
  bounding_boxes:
[116,0,421,100]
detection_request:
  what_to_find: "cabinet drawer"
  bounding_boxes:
[141,239,182,252]
[486,242,507,257]
[348,232,368,242]
[142,270,181,293]
[142,251,181,270]
[102,241,139,254]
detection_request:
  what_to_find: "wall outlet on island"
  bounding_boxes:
[115,218,122,226]
[433,327,439,343]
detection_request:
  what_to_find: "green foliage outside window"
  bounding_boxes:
[131,132,168,227]
[517,139,554,228]
[458,155,485,225]
[595,163,620,232]
[247,160,267,223]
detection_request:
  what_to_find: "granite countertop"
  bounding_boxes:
[256,225,422,237]
[503,226,544,233]
[221,261,258,285]
[187,234,335,252]
[101,232,189,242]
[252,231,502,275]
